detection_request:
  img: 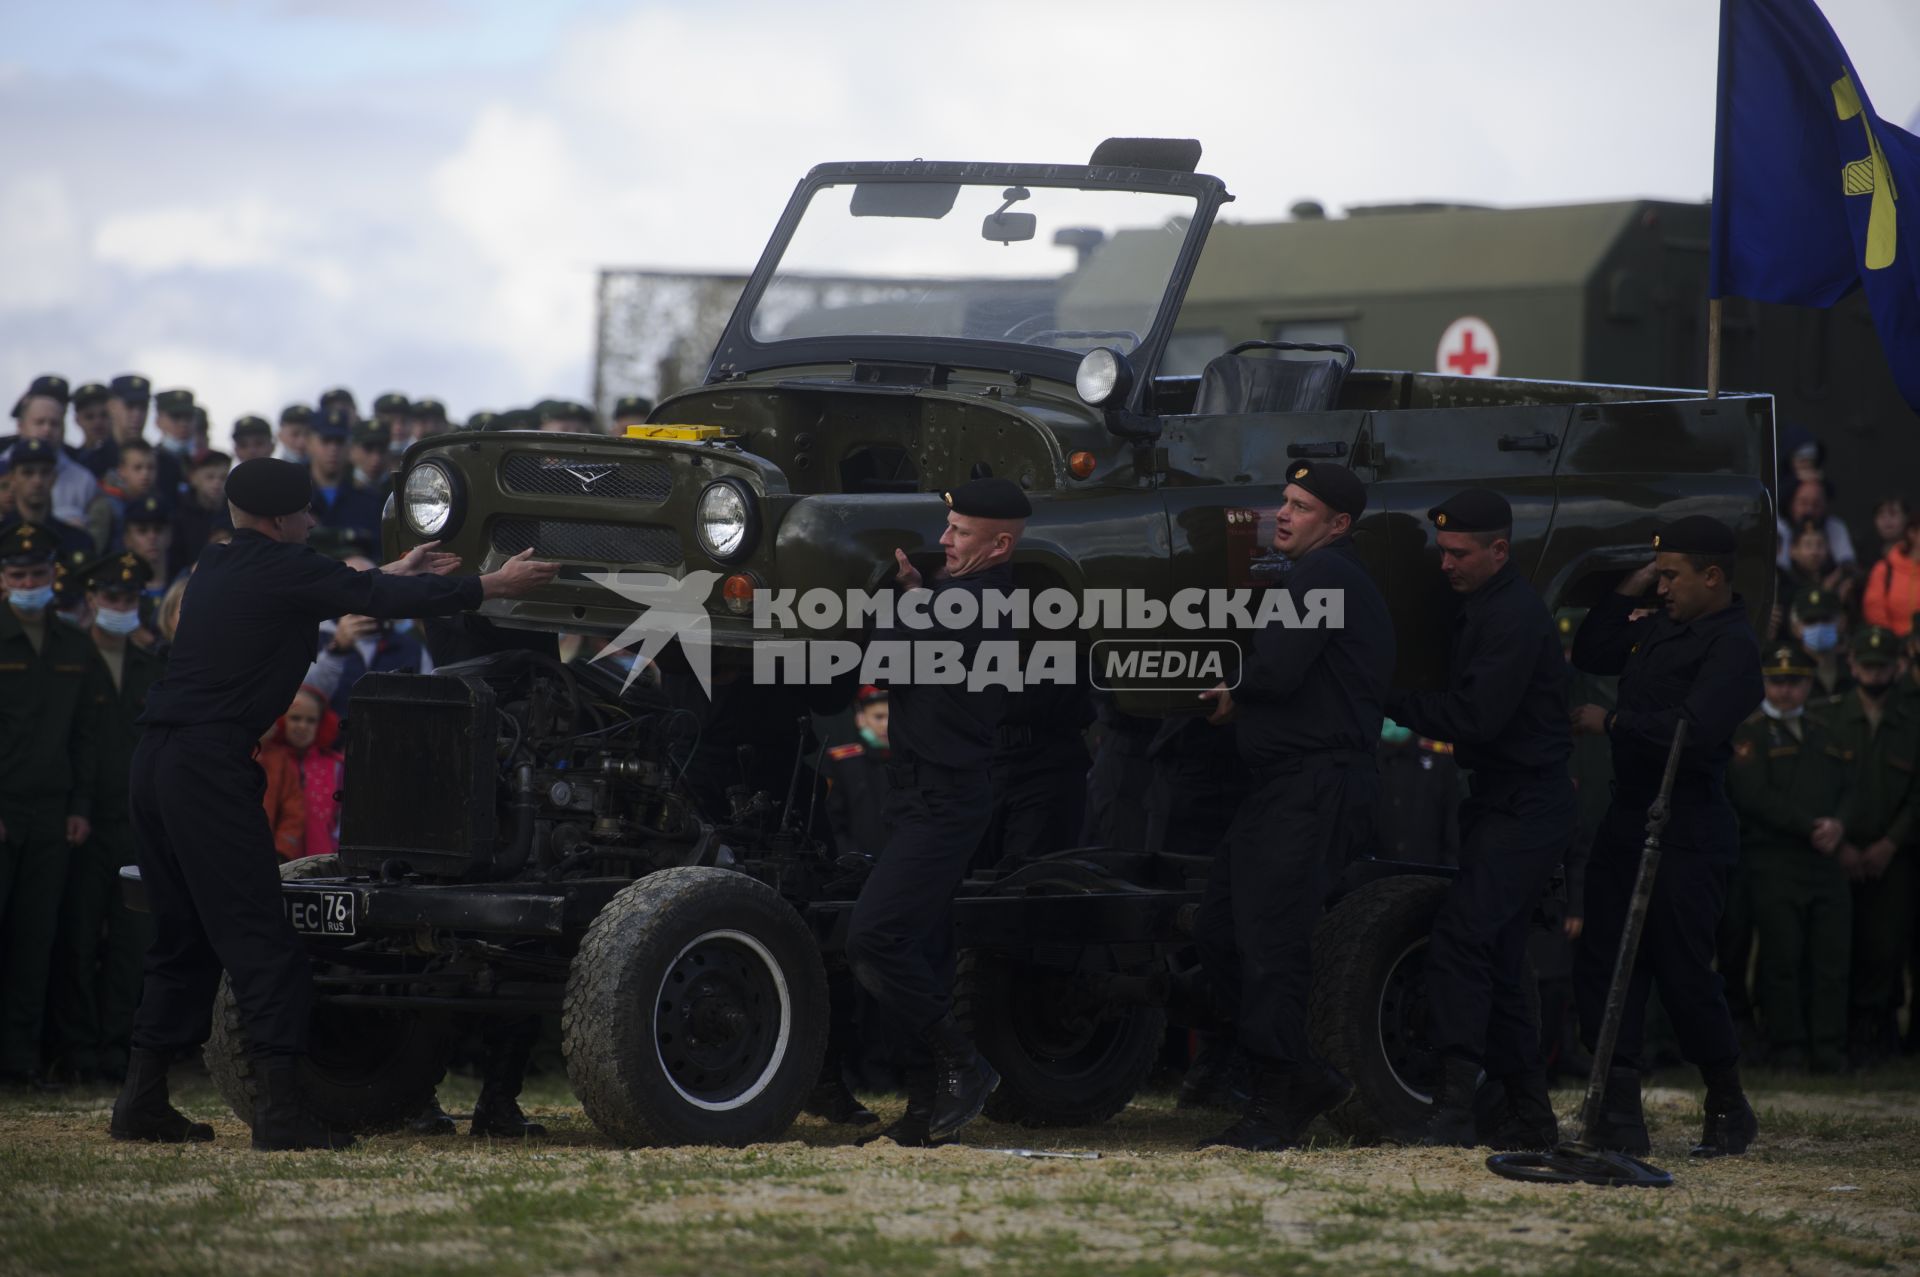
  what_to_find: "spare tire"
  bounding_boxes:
[563,866,827,1147]
[205,855,454,1131]
[1309,874,1450,1143]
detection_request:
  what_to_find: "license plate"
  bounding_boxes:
[286,889,356,937]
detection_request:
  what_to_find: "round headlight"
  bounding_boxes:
[403,461,456,537]
[696,479,757,563]
[1075,346,1135,407]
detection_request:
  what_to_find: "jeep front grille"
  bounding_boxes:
[491,517,682,564]
[500,453,672,502]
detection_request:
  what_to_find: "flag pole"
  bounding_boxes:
[1707,297,1722,399]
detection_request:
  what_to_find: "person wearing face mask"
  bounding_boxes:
[1810,625,1920,1067]
[0,522,106,1091]
[1787,586,1854,701]
[1727,641,1853,1073]
[1570,516,1764,1159]
[43,553,166,1086]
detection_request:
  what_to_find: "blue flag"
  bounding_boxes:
[1711,0,1920,409]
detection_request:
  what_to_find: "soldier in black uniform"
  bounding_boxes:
[978,677,1093,871]
[1570,515,1764,1158]
[845,476,1027,1146]
[1193,460,1395,1151]
[109,458,557,1149]
[1385,488,1572,1149]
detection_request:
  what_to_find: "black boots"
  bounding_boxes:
[1177,1032,1253,1112]
[405,1096,457,1137]
[1198,1063,1351,1152]
[108,1048,214,1144]
[921,1013,998,1142]
[1584,1066,1650,1155]
[250,1060,357,1152]
[472,1031,547,1138]
[803,1073,879,1127]
[1479,1069,1560,1151]
[857,1067,938,1147]
[1691,1063,1758,1158]
[1415,1055,1482,1147]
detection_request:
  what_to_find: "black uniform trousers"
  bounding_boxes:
[45,817,151,1075]
[1573,800,1741,1074]
[129,724,312,1058]
[1426,767,1574,1076]
[1196,758,1376,1071]
[980,734,1089,871]
[846,761,994,1035]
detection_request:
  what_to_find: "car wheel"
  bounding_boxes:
[563,866,827,1147]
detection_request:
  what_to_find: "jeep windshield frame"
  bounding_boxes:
[705,160,1233,415]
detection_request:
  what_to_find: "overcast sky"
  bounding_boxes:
[3,0,1916,444]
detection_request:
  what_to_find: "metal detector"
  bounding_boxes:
[1487,720,1688,1189]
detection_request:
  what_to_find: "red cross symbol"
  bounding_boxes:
[1435,317,1499,378]
[1446,330,1490,375]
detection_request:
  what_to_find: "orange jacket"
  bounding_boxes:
[257,741,308,860]
[1863,546,1920,637]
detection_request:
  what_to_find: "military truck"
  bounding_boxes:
[165,139,1774,1148]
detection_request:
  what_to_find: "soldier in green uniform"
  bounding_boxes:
[1811,625,1920,1065]
[0,522,104,1087]
[1728,641,1853,1071]
[43,553,165,1083]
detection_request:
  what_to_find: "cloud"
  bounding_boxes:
[0,175,94,312]
[93,199,354,299]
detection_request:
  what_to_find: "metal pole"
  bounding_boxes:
[1706,298,1723,400]
[1575,718,1689,1142]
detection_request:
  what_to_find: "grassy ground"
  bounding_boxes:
[5,1063,1918,1277]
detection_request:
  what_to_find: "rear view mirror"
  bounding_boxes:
[850,182,960,219]
[982,211,1037,244]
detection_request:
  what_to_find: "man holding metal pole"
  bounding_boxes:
[1569,516,1764,1158]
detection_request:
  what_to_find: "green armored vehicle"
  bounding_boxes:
[170,140,1773,1148]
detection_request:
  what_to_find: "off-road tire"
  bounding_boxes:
[1310,874,1451,1143]
[562,867,828,1147]
[956,949,1164,1127]
[205,855,454,1131]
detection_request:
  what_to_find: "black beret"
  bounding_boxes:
[0,521,57,565]
[373,392,409,416]
[1284,460,1367,520]
[233,415,272,440]
[154,389,194,416]
[1652,515,1738,557]
[72,382,110,409]
[1760,641,1814,678]
[280,403,315,427]
[110,374,151,402]
[1428,487,1512,534]
[943,476,1031,520]
[411,398,446,421]
[226,458,313,517]
[614,395,654,419]
[1853,625,1899,666]
[84,551,153,592]
[9,438,58,469]
[123,494,174,526]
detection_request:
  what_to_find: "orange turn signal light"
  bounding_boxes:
[722,573,756,615]
[1068,450,1096,479]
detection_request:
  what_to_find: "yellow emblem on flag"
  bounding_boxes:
[1833,70,1897,271]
